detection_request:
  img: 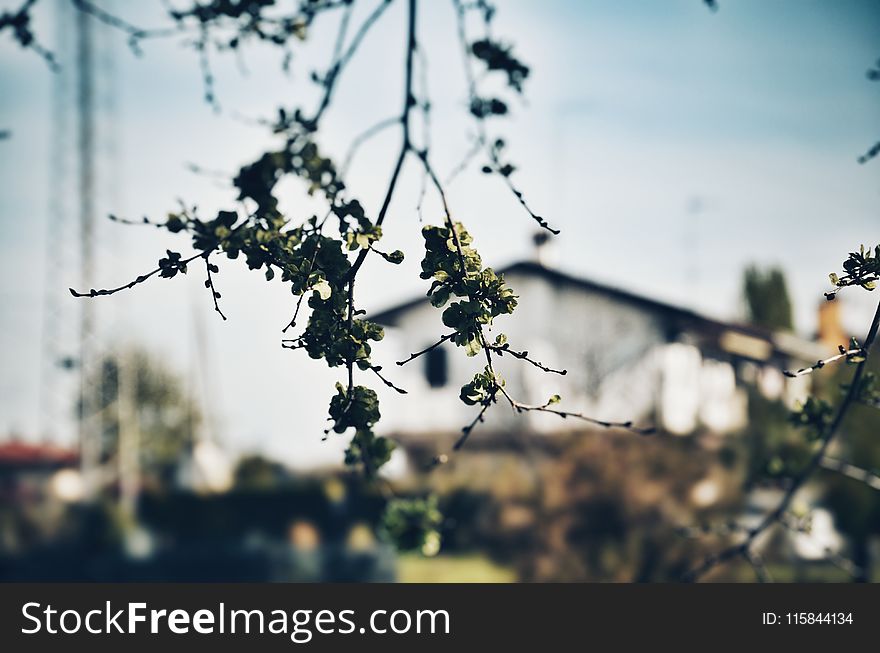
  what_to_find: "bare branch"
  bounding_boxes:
[496,385,655,435]
[821,455,880,491]
[824,549,864,578]
[858,140,880,165]
[396,333,455,366]
[71,0,180,54]
[1,0,58,71]
[450,0,559,235]
[69,250,205,298]
[367,364,408,394]
[340,116,400,176]
[488,343,567,375]
[429,390,497,469]
[743,548,772,583]
[204,254,227,321]
[310,0,394,126]
[783,346,864,378]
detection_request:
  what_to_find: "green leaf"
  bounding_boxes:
[386,250,404,264]
[312,279,332,300]
[464,336,482,357]
[430,286,452,308]
[381,496,442,554]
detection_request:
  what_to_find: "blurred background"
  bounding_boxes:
[0,0,878,582]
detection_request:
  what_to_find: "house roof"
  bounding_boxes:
[368,260,827,364]
[0,440,78,469]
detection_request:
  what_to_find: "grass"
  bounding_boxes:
[397,553,517,583]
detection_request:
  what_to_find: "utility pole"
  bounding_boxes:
[42,2,120,499]
[76,5,100,499]
[117,353,140,520]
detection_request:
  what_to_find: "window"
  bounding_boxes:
[425,346,448,388]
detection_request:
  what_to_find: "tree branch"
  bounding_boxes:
[783,346,864,378]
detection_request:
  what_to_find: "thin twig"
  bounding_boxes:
[367,364,407,394]
[429,390,497,469]
[71,0,180,53]
[783,347,864,378]
[496,384,655,436]
[282,236,322,333]
[450,0,559,234]
[69,250,204,298]
[821,456,880,491]
[310,0,393,126]
[344,0,417,283]
[488,343,567,375]
[340,116,400,176]
[743,548,773,583]
[396,333,455,366]
[204,253,227,320]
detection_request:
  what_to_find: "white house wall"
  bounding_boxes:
[371,270,749,439]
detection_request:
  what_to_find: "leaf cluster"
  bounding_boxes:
[420,222,516,357]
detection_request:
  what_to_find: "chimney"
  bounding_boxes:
[532,231,557,268]
[817,298,847,352]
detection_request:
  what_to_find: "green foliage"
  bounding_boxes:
[57,0,569,483]
[828,406,880,533]
[470,38,530,93]
[157,250,188,279]
[233,455,290,491]
[789,396,834,440]
[381,496,443,556]
[459,367,500,406]
[775,245,880,485]
[691,246,880,581]
[469,96,508,118]
[844,337,867,364]
[328,384,396,476]
[827,244,880,297]
[420,222,517,359]
[86,349,200,488]
[328,383,380,434]
[742,265,793,330]
[344,430,396,477]
[848,371,879,407]
[817,354,880,572]
[417,221,532,417]
[739,388,811,483]
[156,145,396,472]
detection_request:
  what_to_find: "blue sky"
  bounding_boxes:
[1,0,878,466]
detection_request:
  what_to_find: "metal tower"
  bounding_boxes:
[40,1,118,500]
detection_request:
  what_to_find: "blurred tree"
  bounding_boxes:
[743,265,793,331]
[688,247,880,582]
[739,387,810,490]
[822,355,880,582]
[738,265,802,493]
[84,348,200,490]
[233,455,292,491]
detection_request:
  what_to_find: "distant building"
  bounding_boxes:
[369,260,844,578]
[0,439,79,503]
[371,260,827,444]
